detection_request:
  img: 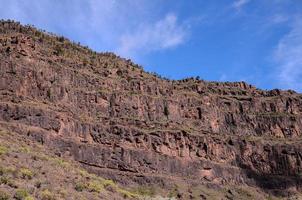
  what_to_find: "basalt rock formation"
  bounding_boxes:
[1,20,302,199]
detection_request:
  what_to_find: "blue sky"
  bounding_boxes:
[0,0,302,92]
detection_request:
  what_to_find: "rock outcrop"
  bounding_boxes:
[1,20,302,198]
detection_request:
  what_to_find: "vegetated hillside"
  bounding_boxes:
[0,128,152,200]
[0,129,274,200]
[0,20,302,199]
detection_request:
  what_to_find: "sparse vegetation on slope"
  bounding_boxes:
[0,129,158,200]
[1,129,294,200]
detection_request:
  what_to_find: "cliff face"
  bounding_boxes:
[1,20,302,198]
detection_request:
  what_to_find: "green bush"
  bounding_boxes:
[20,168,33,179]
[0,176,9,184]
[78,169,90,177]
[0,145,8,155]
[0,175,17,188]
[117,189,138,199]
[14,189,29,200]
[24,196,35,200]
[102,179,115,188]
[40,189,55,200]
[75,182,86,192]
[86,180,102,193]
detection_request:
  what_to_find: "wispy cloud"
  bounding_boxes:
[232,0,251,10]
[273,17,302,92]
[271,14,289,24]
[117,13,187,59]
[0,0,189,61]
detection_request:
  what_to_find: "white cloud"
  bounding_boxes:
[232,0,251,10]
[116,13,187,58]
[0,0,189,61]
[274,17,302,92]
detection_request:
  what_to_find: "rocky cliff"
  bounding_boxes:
[1,20,302,199]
